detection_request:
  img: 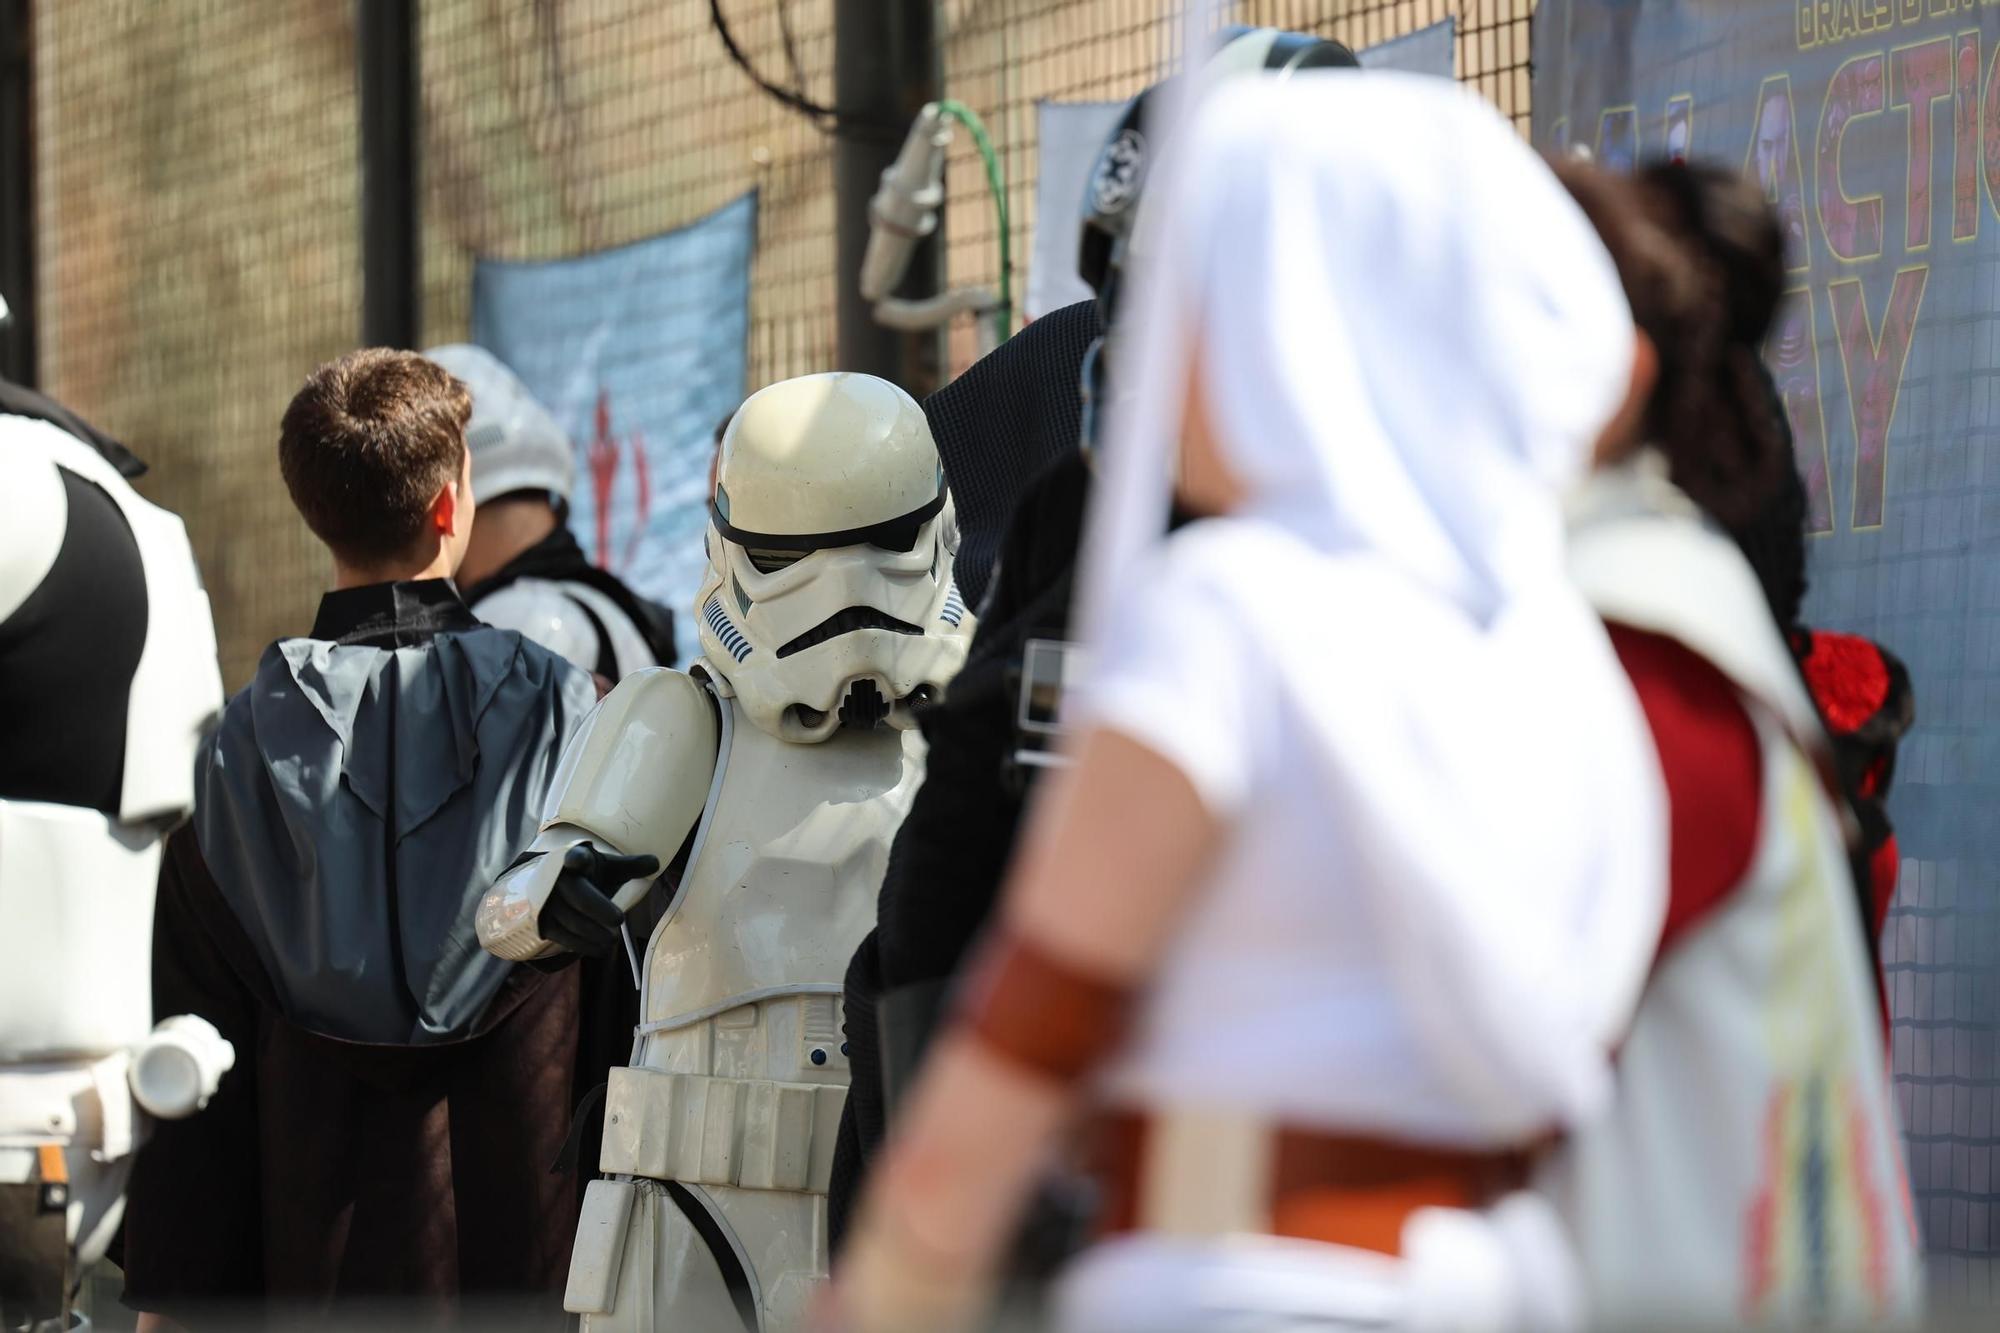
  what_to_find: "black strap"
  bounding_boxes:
[568,594,618,681]
[663,1180,760,1333]
[545,1090,758,1330]
[549,1081,610,1177]
[462,524,679,668]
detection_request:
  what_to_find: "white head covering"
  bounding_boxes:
[1074,74,1666,1133]
[1080,72,1639,628]
[424,343,574,506]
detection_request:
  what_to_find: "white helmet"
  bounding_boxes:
[696,372,974,742]
[424,343,574,505]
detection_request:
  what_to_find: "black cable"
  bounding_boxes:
[708,0,887,134]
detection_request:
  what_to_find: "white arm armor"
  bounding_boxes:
[478,668,720,961]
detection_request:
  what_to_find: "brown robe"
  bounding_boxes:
[119,825,584,1327]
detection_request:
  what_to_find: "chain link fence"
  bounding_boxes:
[33,0,358,687]
[938,0,1534,367]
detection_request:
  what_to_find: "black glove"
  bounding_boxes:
[540,843,661,957]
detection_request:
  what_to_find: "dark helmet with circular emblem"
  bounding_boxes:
[1077,27,1357,324]
[1076,27,1357,449]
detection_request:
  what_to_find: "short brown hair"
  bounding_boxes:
[278,348,471,565]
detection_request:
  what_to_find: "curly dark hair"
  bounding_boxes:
[1726,368,1810,631]
[1554,158,1792,538]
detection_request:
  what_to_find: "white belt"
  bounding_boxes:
[599,1066,846,1194]
[0,1053,137,1173]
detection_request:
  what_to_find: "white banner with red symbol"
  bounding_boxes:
[470,192,757,665]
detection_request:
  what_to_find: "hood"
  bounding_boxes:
[923,298,1101,608]
[1082,75,1636,631]
[194,627,596,1045]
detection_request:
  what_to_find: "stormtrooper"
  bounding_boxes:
[477,370,973,1331]
[0,322,232,1330]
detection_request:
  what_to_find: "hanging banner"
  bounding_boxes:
[1358,18,1456,79]
[1535,0,1995,1282]
[1027,100,1129,320]
[471,192,756,665]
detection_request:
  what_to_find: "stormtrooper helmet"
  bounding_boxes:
[424,343,574,506]
[696,372,973,742]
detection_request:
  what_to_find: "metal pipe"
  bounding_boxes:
[833,0,939,395]
[0,0,35,384]
[358,0,420,350]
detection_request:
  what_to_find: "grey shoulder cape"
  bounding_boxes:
[194,627,597,1045]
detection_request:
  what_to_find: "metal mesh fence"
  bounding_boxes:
[415,1,1536,393]
[1889,859,2000,1301]
[33,0,359,687]
[27,1,1531,681]
[419,0,840,392]
[935,0,1534,369]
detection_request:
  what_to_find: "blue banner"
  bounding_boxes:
[471,192,756,666]
[1535,1,1997,1284]
[1358,17,1456,79]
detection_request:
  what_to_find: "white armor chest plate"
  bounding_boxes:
[635,699,924,1081]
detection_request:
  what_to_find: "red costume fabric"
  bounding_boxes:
[1606,624,1764,962]
[1794,629,1911,941]
[1609,622,1911,1029]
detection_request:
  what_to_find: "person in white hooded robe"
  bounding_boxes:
[828,73,1668,1333]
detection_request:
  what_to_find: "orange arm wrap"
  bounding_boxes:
[955,929,1135,1086]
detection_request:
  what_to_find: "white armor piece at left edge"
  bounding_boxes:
[477,372,973,1332]
[0,415,233,1296]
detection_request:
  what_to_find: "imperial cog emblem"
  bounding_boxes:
[1088,129,1148,217]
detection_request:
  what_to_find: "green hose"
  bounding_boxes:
[936,98,1011,345]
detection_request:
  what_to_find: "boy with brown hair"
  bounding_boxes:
[123,349,602,1328]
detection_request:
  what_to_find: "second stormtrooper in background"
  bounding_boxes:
[0,367,230,1330]
[427,343,678,677]
[477,371,973,1331]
